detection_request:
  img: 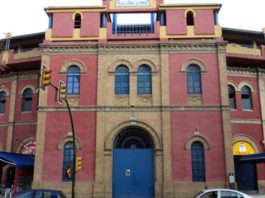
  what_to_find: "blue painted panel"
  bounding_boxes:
[113,149,154,198]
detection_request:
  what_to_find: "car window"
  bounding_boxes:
[200,191,218,198]
[15,191,33,198]
[220,191,244,198]
[34,191,59,198]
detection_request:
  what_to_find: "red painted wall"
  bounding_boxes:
[194,10,215,35]
[52,13,73,37]
[166,10,187,35]
[171,111,226,181]
[169,53,221,106]
[80,12,100,37]
[47,54,98,106]
[42,112,96,182]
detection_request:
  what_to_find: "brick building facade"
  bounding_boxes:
[0,0,265,197]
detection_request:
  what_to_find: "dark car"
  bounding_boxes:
[13,189,66,198]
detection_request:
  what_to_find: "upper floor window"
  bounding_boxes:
[62,142,73,181]
[67,66,80,94]
[187,64,202,94]
[0,91,6,114]
[241,85,253,110]
[191,141,206,182]
[74,13,82,29]
[115,65,129,94]
[22,88,33,112]
[137,65,152,94]
[228,85,236,109]
[186,11,194,26]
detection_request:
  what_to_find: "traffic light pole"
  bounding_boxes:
[65,98,76,198]
[46,82,76,198]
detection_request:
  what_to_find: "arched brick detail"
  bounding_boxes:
[57,136,82,150]
[60,60,86,73]
[232,134,261,154]
[105,121,161,151]
[181,59,207,73]
[108,60,133,73]
[185,135,210,150]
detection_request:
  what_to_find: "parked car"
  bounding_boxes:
[195,188,253,198]
[13,189,66,198]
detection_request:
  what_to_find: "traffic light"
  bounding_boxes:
[41,65,52,89]
[75,156,83,172]
[57,81,67,103]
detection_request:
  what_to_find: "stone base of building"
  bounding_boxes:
[258,180,265,193]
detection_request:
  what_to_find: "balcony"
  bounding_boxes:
[112,24,154,34]
[226,43,261,56]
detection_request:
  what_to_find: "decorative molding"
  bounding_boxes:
[0,121,37,127]
[38,105,230,112]
[231,119,262,125]
[40,41,221,54]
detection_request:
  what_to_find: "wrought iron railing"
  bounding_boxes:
[112,24,154,34]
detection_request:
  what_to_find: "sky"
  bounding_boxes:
[0,0,264,39]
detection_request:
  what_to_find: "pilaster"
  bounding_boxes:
[217,43,235,181]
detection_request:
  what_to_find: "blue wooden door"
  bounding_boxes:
[113,149,154,198]
[234,156,257,191]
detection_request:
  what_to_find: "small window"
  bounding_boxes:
[137,65,152,94]
[67,66,80,94]
[186,11,194,26]
[22,88,33,112]
[115,65,129,94]
[74,13,82,28]
[228,85,236,109]
[187,64,202,94]
[62,142,74,181]
[241,86,253,110]
[0,91,6,114]
[191,141,206,182]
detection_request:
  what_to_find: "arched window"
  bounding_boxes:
[186,11,194,26]
[74,13,81,28]
[241,86,253,110]
[115,65,129,94]
[22,88,33,112]
[187,64,202,94]
[191,141,206,182]
[67,66,80,94]
[0,91,6,114]
[137,65,152,94]
[62,142,73,181]
[228,85,236,109]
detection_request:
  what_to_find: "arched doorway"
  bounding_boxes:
[233,141,257,191]
[112,127,154,198]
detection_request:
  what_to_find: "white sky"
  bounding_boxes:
[0,0,264,39]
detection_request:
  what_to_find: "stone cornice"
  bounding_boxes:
[40,40,223,54]
[0,70,39,83]
[0,121,37,127]
[38,105,230,112]
[228,67,265,77]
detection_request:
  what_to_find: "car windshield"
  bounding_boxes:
[193,191,204,198]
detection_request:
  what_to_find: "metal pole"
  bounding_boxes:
[65,99,76,198]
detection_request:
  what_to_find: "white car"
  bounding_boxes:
[195,188,253,198]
